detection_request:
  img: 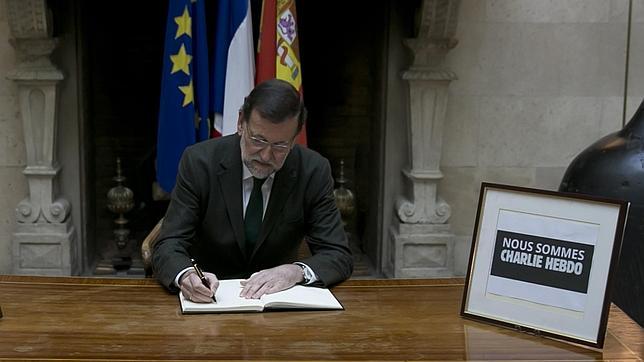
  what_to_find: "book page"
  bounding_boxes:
[180,279,263,313]
[262,284,343,310]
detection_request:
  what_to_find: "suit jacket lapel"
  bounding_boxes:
[217,136,246,255]
[250,147,299,259]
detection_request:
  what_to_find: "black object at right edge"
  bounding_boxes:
[560,99,644,327]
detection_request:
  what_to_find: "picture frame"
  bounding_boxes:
[460,182,629,348]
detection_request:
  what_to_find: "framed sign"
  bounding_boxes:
[461,183,628,348]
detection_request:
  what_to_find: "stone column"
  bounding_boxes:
[7,0,78,275]
[386,0,460,278]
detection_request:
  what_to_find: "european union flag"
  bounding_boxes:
[156,0,210,193]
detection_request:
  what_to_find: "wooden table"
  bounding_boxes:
[0,276,641,361]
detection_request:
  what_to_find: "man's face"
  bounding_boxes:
[238,109,299,179]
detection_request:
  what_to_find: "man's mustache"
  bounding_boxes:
[249,157,277,168]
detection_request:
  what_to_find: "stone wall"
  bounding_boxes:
[441,0,644,275]
[0,3,23,274]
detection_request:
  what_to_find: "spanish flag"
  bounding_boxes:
[256,0,306,146]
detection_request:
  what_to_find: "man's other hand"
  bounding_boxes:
[179,271,219,303]
[239,264,304,299]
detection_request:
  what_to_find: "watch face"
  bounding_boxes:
[295,263,313,283]
[304,267,313,282]
[298,265,309,282]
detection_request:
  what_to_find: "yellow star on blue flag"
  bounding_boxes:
[174,6,192,39]
[179,80,193,107]
[170,44,192,75]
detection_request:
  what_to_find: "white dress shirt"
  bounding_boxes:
[241,164,274,218]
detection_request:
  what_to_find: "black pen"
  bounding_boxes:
[190,258,217,303]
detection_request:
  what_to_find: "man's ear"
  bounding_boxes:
[237,112,243,134]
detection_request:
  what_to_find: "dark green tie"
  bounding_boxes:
[244,177,266,254]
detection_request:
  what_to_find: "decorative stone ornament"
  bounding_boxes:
[387,0,460,278]
[8,0,79,275]
[333,160,356,227]
[5,0,52,38]
[107,158,134,252]
[405,0,460,69]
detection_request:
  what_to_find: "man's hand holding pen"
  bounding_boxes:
[179,261,219,303]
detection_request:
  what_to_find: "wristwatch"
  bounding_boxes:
[296,263,313,284]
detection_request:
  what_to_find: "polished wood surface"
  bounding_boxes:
[0,275,641,361]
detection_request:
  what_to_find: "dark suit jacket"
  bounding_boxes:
[152,134,353,291]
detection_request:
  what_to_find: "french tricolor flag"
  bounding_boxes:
[211,0,255,137]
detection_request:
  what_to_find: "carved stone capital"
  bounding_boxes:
[430,197,451,224]
[396,197,422,224]
[402,67,457,82]
[416,0,460,40]
[7,38,62,80]
[43,198,71,223]
[396,196,451,224]
[405,0,461,68]
[5,0,52,39]
[16,198,39,224]
[404,38,459,68]
[5,0,62,80]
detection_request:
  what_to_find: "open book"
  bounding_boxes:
[179,279,343,314]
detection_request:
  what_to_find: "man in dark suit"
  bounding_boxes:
[152,79,353,302]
